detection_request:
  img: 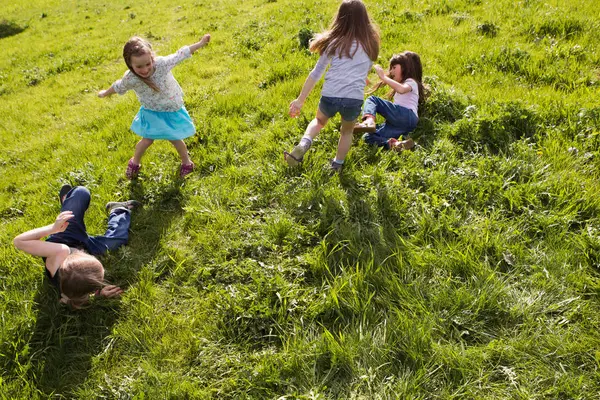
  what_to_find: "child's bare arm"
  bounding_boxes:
[14,211,74,274]
[98,86,116,98]
[14,211,73,255]
[374,65,411,94]
[189,34,211,54]
[289,76,317,118]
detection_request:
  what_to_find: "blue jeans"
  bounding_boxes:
[361,96,418,149]
[318,96,363,122]
[47,186,131,255]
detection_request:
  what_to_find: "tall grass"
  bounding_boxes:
[1,0,600,398]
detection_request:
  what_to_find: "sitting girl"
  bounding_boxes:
[354,51,424,151]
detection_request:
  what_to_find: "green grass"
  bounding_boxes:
[1,0,600,398]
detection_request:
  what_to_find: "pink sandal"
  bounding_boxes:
[180,161,195,177]
[126,158,141,179]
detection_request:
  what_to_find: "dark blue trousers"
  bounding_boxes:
[361,95,418,149]
[47,186,130,255]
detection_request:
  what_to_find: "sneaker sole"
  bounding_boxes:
[59,184,72,205]
[353,125,376,134]
[105,200,142,212]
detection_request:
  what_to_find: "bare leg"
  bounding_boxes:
[170,140,192,164]
[285,109,330,166]
[133,138,154,164]
[335,118,357,161]
[305,108,330,140]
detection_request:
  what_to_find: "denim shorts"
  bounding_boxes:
[318,96,363,122]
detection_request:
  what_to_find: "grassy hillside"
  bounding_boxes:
[1,0,600,398]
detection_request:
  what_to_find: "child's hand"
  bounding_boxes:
[374,64,387,80]
[98,285,124,298]
[289,99,303,118]
[199,33,211,47]
[52,211,74,233]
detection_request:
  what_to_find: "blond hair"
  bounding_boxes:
[59,253,105,306]
[310,0,380,61]
[123,36,160,92]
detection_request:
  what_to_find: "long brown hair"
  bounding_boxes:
[123,36,160,92]
[60,253,105,306]
[369,51,425,105]
[309,0,380,61]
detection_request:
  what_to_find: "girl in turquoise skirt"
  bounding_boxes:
[99,34,211,178]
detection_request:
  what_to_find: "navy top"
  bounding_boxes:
[42,246,79,294]
[45,268,61,291]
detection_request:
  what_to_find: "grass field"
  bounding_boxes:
[1,0,600,398]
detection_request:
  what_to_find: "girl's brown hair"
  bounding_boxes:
[309,0,380,61]
[60,253,105,307]
[370,51,425,105]
[123,37,160,92]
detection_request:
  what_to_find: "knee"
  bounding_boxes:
[365,95,377,105]
[315,116,327,128]
[71,186,91,203]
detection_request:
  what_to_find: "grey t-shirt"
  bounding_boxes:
[309,41,373,101]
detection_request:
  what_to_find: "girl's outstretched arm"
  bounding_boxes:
[374,65,412,94]
[289,53,329,117]
[289,76,317,118]
[189,34,211,54]
[98,86,116,98]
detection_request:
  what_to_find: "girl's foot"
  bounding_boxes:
[388,138,415,152]
[59,184,72,205]
[105,200,142,213]
[180,162,195,177]
[329,160,344,173]
[284,144,308,167]
[353,120,376,134]
[126,158,141,179]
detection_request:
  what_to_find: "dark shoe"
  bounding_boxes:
[59,184,72,205]
[329,160,344,173]
[105,200,142,213]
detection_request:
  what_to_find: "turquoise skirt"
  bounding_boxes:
[131,106,196,140]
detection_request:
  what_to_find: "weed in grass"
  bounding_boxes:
[476,21,499,37]
[297,26,313,50]
[528,17,585,40]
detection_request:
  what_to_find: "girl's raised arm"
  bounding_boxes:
[374,65,412,94]
[189,34,211,54]
[14,211,74,274]
[14,212,74,257]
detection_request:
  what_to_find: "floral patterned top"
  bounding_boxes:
[112,46,192,112]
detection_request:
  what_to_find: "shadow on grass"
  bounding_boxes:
[103,179,185,285]
[24,180,185,397]
[0,21,26,39]
[25,288,122,396]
